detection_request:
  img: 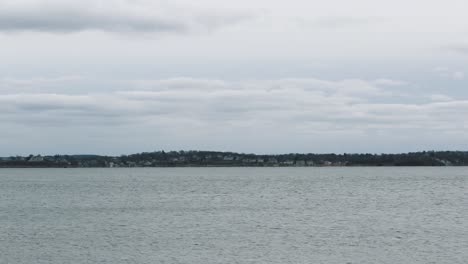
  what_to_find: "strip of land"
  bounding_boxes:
[1,150,467,167]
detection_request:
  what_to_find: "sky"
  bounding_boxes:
[1,0,468,156]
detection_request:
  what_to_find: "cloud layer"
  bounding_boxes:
[1,0,468,154]
[1,77,467,130]
[1,76,467,154]
[0,0,249,34]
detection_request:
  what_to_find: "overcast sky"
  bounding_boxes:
[1,0,468,156]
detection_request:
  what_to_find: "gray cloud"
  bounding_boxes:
[0,11,186,33]
[0,0,250,34]
[445,44,468,54]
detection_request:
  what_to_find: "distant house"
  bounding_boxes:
[281,160,294,166]
[223,156,234,161]
[436,159,452,166]
[28,155,44,162]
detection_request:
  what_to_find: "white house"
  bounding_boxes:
[28,155,44,162]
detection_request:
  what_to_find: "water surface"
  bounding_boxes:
[1,167,467,264]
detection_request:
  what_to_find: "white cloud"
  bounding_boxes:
[430,94,453,102]
[433,67,465,80]
[452,71,465,80]
[373,79,407,86]
[0,76,84,93]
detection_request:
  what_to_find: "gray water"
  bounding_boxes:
[0,167,467,264]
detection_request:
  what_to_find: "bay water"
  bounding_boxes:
[1,167,466,264]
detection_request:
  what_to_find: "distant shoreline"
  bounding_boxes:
[1,166,467,169]
[1,150,467,168]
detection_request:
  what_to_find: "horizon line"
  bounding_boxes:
[2,149,468,158]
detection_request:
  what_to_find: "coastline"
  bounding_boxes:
[1,150,467,168]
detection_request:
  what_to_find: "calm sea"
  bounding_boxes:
[0,167,466,264]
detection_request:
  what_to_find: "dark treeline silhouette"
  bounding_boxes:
[1,150,468,167]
